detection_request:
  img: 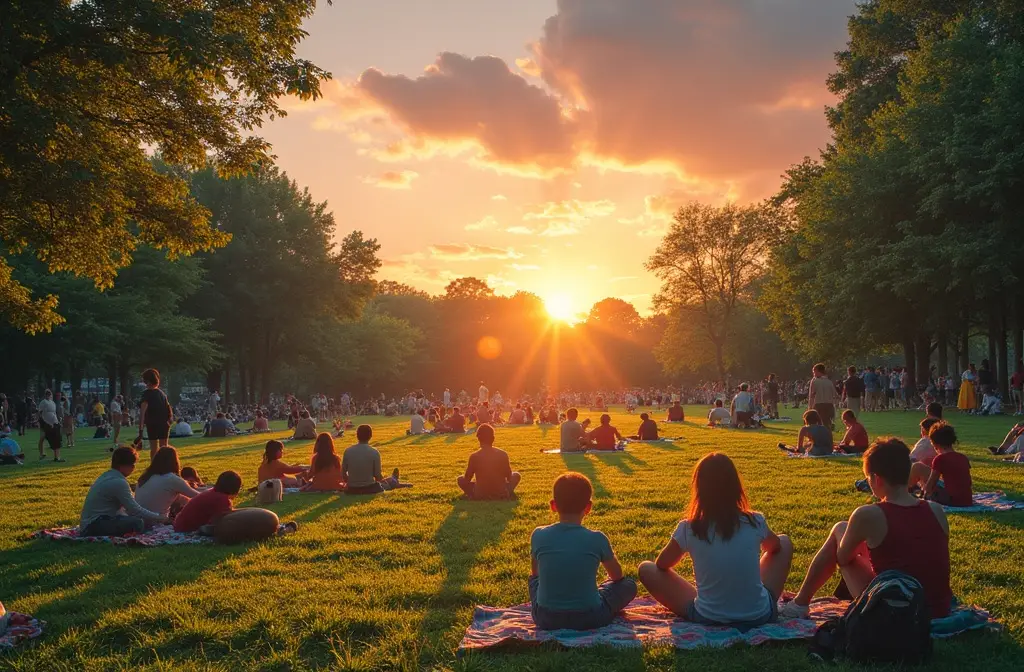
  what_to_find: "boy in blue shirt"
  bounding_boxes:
[529,472,637,630]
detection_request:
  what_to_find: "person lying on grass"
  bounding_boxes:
[301,433,346,492]
[780,437,952,620]
[342,424,407,495]
[667,400,685,422]
[457,423,521,500]
[908,422,972,508]
[258,439,308,488]
[639,453,792,627]
[80,447,168,537]
[988,422,1024,456]
[631,413,659,441]
[835,410,869,454]
[777,410,833,456]
[530,472,637,631]
[135,446,204,520]
[581,414,623,451]
[707,400,731,427]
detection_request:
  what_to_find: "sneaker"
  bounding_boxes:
[278,521,299,536]
[854,478,871,493]
[777,442,787,451]
[53,458,67,463]
[779,600,810,620]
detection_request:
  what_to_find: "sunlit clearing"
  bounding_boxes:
[544,294,577,323]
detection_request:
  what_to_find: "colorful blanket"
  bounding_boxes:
[943,491,1024,513]
[785,451,859,459]
[541,447,627,455]
[458,597,996,652]
[32,524,212,547]
[0,612,45,650]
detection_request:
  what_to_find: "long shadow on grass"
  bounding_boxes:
[418,498,519,652]
[591,452,649,475]
[558,454,608,497]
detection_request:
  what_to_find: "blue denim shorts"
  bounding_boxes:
[686,588,778,631]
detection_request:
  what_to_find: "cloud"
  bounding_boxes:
[491,194,507,201]
[509,263,541,271]
[523,199,616,221]
[465,215,498,231]
[362,170,419,189]
[328,0,854,199]
[505,226,534,235]
[428,243,524,261]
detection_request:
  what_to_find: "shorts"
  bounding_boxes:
[146,421,170,441]
[686,588,778,631]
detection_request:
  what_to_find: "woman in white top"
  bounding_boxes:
[134,446,202,518]
[36,389,64,462]
[638,452,792,626]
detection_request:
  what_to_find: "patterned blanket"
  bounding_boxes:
[0,612,44,650]
[32,524,213,547]
[458,597,996,652]
[942,491,1024,513]
[785,452,859,459]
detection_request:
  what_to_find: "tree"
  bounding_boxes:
[1,0,330,332]
[443,277,495,300]
[646,202,786,383]
[586,298,642,336]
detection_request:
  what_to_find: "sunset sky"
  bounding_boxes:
[261,0,856,315]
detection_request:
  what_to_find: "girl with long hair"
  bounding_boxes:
[257,439,307,487]
[135,446,202,518]
[638,452,792,626]
[302,433,345,491]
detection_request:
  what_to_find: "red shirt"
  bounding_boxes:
[842,422,869,450]
[932,451,972,507]
[173,489,233,532]
[588,424,620,450]
[870,501,951,618]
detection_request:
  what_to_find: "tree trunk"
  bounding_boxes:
[1014,300,1024,371]
[999,310,1010,399]
[206,368,222,395]
[223,356,231,406]
[119,362,131,405]
[960,327,970,372]
[238,355,248,406]
[987,309,998,384]
[903,337,917,391]
[713,339,726,387]
[915,333,931,389]
[69,363,83,398]
[937,331,949,377]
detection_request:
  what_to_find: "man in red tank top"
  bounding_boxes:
[780,438,953,620]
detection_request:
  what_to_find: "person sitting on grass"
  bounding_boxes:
[291,410,317,440]
[908,422,972,507]
[777,410,833,456]
[835,410,869,454]
[707,400,731,427]
[980,390,1003,416]
[509,403,528,425]
[539,404,559,424]
[342,425,407,495]
[170,417,194,438]
[173,470,242,533]
[80,447,167,537]
[632,413,659,441]
[258,439,308,488]
[667,401,685,422]
[205,412,237,438]
[252,410,270,433]
[559,408,586,452]
[911,417,940,466]
[442,407,466,434]
[988,422,1024,456]
[181,466,205,489]
[457,424,521,500]
[730,384,755,428]
[638,453,792,626]
[409,409,427,435]
[134,446,204,519]
[926,401,943,420]
[780,438,952,620]
[582,414,623,451]
[302,433,346,492]
[529,472,637,631]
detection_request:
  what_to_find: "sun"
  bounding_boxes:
[544,293,577,324]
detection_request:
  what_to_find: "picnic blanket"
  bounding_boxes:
[32,524,212,547]
[623,437,682,444]
[458,597,996,652]
[0,612,45,650]
[785,451,859,459]
[541,447,627,455]
[942,491,1024,513]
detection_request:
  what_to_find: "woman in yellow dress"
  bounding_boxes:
[958,363,978,411]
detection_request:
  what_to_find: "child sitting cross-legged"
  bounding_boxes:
[638,453,792,626]
[908,422,972,507]
[529,472,637,631]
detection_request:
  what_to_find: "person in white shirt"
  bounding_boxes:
[493,391,504,409]
[981,392,1002,416]
[443,388,451,407]
[208,391,221,415]
[37,389,64,462]
[170,418,194,438]
[730,384,756,428]
[910,417,939,467]
[134,447,203,518]
[478,383,489,403]
[409,409,427,435]
[109,395,124,447]
[708,400,731,427]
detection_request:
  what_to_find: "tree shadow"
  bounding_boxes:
[592,452,648,475]
[559,454,608,497]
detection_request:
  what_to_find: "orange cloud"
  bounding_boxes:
[428,243,524,261]
[362,170,418,189]
[465,215,498,231]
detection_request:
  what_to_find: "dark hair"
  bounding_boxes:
[216,412,225,419]
[417,408,426,416]
[920,416,940,434]
[813,363,826,374]
[803,409,821,426]
[552,472,592,515]
[111,446,138,469]
[181,466,201,483]
[926,401,943,419]
[864,437,912,486]
[600,413,611,425]
[848,366,857,375]
[214,470,243,495]
[138,446,181,487]
[928,421,958,449]
[714,399,723,407]
[768,373,776,381]
[841,410,856,423]
[566,408,579,420]
[142,368,160,386]
[687,453,754,542]
[452,406,460,414]
[640,412,650,421]
[476,423,495,444]
[310,433,340,474]
[300,409,310,419]
[356,424,372,443]
[263,439,284,464]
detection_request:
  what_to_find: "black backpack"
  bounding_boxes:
[809,570,932,665]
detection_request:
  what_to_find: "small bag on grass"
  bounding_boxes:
[255,478,283,505]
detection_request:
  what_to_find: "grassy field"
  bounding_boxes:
[2,407,1024,671]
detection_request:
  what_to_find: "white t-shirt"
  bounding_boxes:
[910,438,936,467]
[409,414,426,434]
[134,473,201,517]
[110,400,122,415]
[708,407,731,425]
[38,399,58,426]
[671,513,772,623]
[478,385,489,402]
[733,392,754,413]
[443,390,451,405]
[173,421,193,437]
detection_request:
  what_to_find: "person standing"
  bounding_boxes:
[808,364,837,431]
[443,387,451,408]
[37,389,64,463]
[138,369,172,460]
[109,394,124,448]
[842,366,865,415]
[478,382,489,404]
[765,375,780,419]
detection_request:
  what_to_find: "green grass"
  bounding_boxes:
[2,408,1024,671]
